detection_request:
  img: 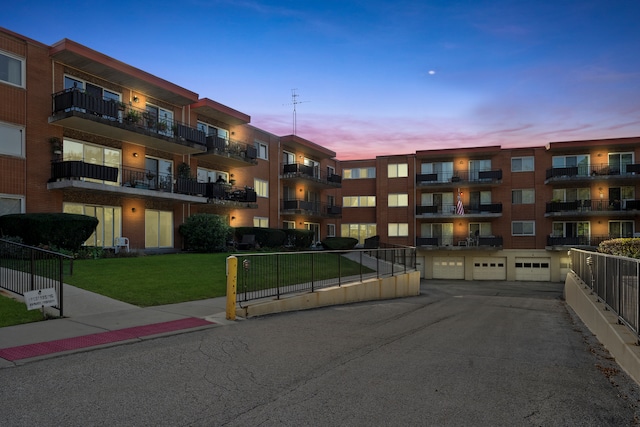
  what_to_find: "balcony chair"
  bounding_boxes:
[115,237,130,254]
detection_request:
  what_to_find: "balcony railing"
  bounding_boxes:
[546,199,640,214]
[416,169,502,185]
[281,163,342,187]
[50,160,257,204]
[545,163,640,181]
[416,203,502,215]
[547,235,611,247]
[281,199,342,216]
[416,236,503,248]
[206,135,258,163]
[51,88,207,146]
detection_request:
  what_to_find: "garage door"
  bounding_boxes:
[433,257,464,279]
[473,257,506,280]
[515,258,551,281]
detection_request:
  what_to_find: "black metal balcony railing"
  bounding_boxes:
[50,160,257,203]
[281,199,342,216]
[416,236,503,247]
[547,235,611,247]
[545,163,640,180]
[206,135,258,162]
[282,163,342,186]
[51,88,207,146]
[416,203,502,215]
[546,199,640,213]
[416,169,502,185]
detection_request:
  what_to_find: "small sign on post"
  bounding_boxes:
[24,288,58,312]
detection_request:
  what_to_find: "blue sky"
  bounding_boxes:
[5,0,640,159]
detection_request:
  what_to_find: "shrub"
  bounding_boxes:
[321,237,358,250]
[0,213,98,252]
[179,214,231,252]
[598,238,640,259]
[283,228,315,249]
[234,227,287,249]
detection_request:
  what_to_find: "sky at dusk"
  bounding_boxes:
[4,1,640,160]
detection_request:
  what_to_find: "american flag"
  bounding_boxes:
[456,195,464,215]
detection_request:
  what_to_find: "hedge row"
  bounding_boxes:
[0,213,98,252]
[598,238,640,259]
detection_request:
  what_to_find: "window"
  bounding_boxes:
[343,167,375,179]
[255,141,268,160]
[388,193,408,207]
[145,210,173,248]
[421,223,453,246]
[552,221,590,238]
[283,220,295,229]
[0,121,24,157]
[197,122,228,141]
[0,194,23,215]
[343,196,376,207]
[388,163,408,178]
[303,158,320,178]
[512,189,535,204]
[197,167,228,183]
[64,76,121,115]
[609,221,634,238]
[512,221,535,236]
[388,223,408,237]
[64,203,122,248]
[63,139,121,186]
[254,217,268,228]
[254,178,268,198]
[469,223,492,236]
[327,224,336,237]
[469,159,491,181]
[0,50,24,87]
[341,223,377,244]
[552,188,590,202]
[511,157,534,172]
[609,152,633,174]
[283,151,295,165]
[327,165,336,177]
[421,162,453,182]
[552,154,589,175]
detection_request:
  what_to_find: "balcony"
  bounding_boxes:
[281,199,342,217]
[48,160,257,208]
[416,169,502,187]
[416,235,503,249]
[545,163,640,184]
[546,235,610,249]
[281,163,342,188]
[416,203,502,218]
[193,135,258,168]
[49,89,207,155]
[545,199,640,217]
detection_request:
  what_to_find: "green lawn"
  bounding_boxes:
[0,294,46,327]
[65,253,230,307]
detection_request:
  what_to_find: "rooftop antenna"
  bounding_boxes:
[284,89,309,135]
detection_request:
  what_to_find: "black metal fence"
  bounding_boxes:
[233,246,416,305]
[570,248,640,340]
[0,239,73,317]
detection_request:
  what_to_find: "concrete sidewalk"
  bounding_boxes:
[0,284,233,367]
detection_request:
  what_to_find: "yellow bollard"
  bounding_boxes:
[226,256,237,320]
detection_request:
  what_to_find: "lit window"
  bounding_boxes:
[388,163,408,178]
[388,223,408,237]
[254,217,268,228]
[343,196,376,207]
[254,178,268,197]
[343,167,376,179]
[388,193,408,207]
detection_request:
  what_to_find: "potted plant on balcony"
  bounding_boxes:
[49,137,62,155]
[177,162,192,179]
[156,121,168,132]
[125,110,140,124]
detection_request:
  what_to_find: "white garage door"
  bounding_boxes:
[515,258,551,281]
[433,257,464,279]
[473,257,506,280]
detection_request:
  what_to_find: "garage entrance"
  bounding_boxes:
[433,257,464,279]
[515,258,551,281]
[472,257,506,280]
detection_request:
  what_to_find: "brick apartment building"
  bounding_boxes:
[1,27,639,282]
